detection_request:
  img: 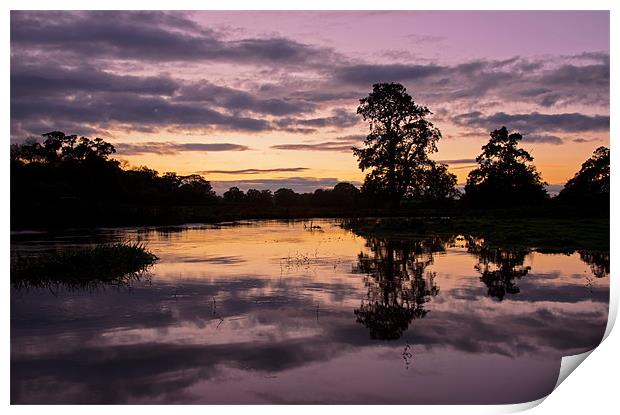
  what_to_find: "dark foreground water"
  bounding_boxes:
[11,219,609,404]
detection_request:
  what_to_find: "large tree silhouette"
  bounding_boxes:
[464,127,547,206]
[353,83,451,206]
[558,146,609,206]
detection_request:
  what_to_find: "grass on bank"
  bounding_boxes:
[340,216,610,252]
[11,242,158,290]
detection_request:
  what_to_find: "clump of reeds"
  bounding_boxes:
[11,242,158,290]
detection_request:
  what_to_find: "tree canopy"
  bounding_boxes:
[558,146,609,205]
[464,127,548,206]
[11,131,217,206]
[11,131,116,165]
[354,83,455,206]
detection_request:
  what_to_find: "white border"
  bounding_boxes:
[3,1,616,414]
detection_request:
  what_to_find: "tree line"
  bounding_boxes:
[10,82,609,227]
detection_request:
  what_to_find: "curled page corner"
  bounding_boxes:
[501,349,598,414]
[500,396,547,413]
[554,349,594,390]
[602,282,618,341]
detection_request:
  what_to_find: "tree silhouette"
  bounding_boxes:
[11,131,217,211]
[353,83,446,206]
[411,161,460,202]
[332,182,361,200]
[466,237,531,301]
[245,189,274,208]
[558,146,609,206]
[464,127,547,206]
[11,131,116,165]
[274,188,299,207]
[352,236,446,340]
[223,186,246,203]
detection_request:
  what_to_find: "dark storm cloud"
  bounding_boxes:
[452,111,609,134]
[332,59,527,88]
[10,120,103,142]
[9,11,609,140]
[331,56,609,109]
[11,92,270,137]
[199,167,309,175]
[114,142,249,155]
[10,62,314,136]
[11,63,180,98]
[10,11,335,66]
[175,81,316,116]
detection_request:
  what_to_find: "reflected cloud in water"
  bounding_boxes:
[11,220,609,404]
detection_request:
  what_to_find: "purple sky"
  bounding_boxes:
[10,11,610,192]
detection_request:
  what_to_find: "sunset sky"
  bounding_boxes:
[10,11,610,194]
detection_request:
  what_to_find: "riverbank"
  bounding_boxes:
[340,216,609,252]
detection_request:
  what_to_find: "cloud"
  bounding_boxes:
[11,61,286,138]
[174,81,315,116]
[437,158,477,164]
[449,165,478,171]
[276,108,359,130]
[452,111,609,134]
[521,134,564,145]
[271,142,355,152]
[545,184,565,196]
[11,11,336,67]
[9,11,609,146]
[198,167,309,175]
[331,56,609,109]
[11,63,180,98]
[334,63,443,85]
[572,137,599,143]
[270,135,365,152]
[114,141,249,155]
[11,92,271,137]
[10,120,103,141]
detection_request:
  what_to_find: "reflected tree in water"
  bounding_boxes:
[353,236,447,340]
[578,251,610,279]
[467,237,531,301]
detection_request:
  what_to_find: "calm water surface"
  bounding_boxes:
[10,219,609,404]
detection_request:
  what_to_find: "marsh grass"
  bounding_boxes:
[11,242,158,290]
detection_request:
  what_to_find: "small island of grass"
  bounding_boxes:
[11,242,158,290]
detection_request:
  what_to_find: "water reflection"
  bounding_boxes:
[466,237,531,301]
[578,251,610,279]
[353,237,446,340]
[10,220,610,404]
